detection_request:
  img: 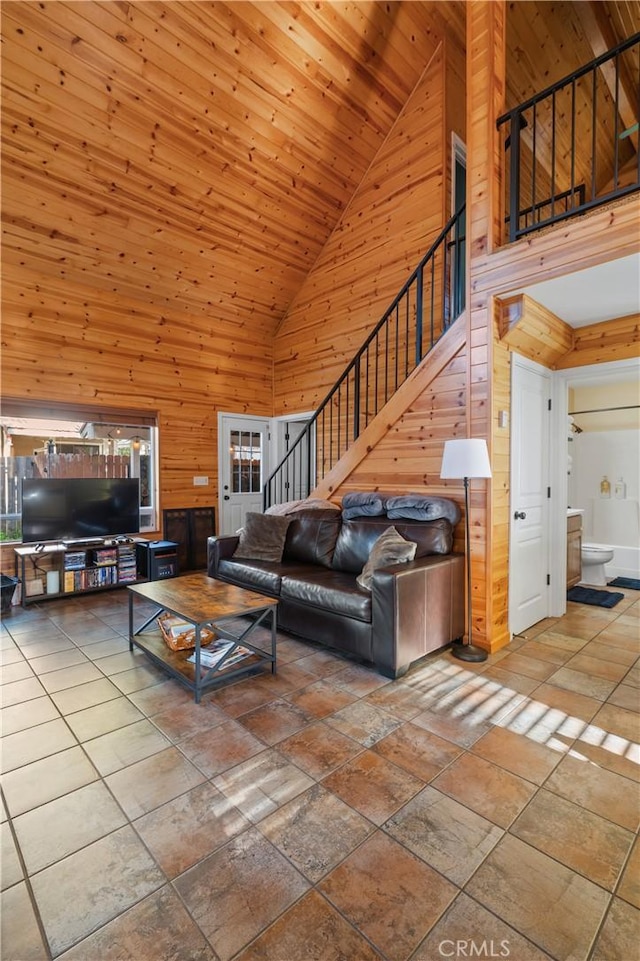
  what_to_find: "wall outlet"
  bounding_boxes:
[193,476,209,486]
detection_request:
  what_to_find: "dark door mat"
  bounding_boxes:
[607,577,640,590]
[567,586,624,608]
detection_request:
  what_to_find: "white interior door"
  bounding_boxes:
[218,414,270,534]
[509,355,552,635]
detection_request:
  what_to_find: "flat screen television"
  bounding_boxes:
[21,478,140,544]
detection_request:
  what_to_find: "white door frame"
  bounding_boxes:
[217,412,270,534]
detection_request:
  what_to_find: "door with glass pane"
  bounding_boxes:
[218,415,270,534]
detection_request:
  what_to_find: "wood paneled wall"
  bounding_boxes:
[274,43,454,415]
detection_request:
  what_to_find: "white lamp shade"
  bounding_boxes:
[440,438,492,479]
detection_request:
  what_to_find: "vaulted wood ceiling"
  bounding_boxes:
[1,1,637,342]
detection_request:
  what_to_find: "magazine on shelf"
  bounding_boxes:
[187,639,251,671]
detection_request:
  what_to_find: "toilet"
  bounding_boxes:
[580,543,614,586]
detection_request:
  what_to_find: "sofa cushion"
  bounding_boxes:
[332,516,453,572]
[281,570,372,622]
[233,512,291,562]
[217,558,285,595]
[283,511,341,568]
[356,527,417,591]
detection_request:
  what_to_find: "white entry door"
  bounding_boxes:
[509,355,552,635]
[218,414,270,534]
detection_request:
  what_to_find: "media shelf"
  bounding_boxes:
[13,539,147,607]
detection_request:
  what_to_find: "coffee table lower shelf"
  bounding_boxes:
[127,575,277,703]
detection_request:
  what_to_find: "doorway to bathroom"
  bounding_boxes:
[549,356,640,615]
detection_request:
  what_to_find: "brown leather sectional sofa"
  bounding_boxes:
[207,510,464,678]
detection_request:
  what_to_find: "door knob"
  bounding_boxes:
[223,495,230,501]
[514,510,526,520]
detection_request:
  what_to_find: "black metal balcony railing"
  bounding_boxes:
[498,32,640,242]
[263,205,466,509]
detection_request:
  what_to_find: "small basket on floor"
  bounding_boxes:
[158,612,215,651]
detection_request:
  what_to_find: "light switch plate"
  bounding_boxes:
[193,476,209,486]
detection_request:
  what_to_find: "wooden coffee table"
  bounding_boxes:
[128,573,277,703]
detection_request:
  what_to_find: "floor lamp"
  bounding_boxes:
[440,438,492,663]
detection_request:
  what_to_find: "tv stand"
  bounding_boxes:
[14,539,146,606]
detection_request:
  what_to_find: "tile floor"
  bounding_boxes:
[1,584,639,961]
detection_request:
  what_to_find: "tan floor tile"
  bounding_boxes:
[565,652,631,683]
[0,660,35,684]
[496,652,563,682]
[579,639,639,667]
[26,647,89,675]
[0,882,49,961]
[372,722,462,782]
[589,701,640,742]
[238,696,314,745]
[213,747,314,823]
[545,752,640,831]
[329,661,391,696]
[83,718,172,776]
[31,825,164,956]
[235,889,384,961]
[109,663,168,694]
[471,724,563,784]
[479,665,541,695]
[432,752,536,828]
[12,781,127,874]
[385,785,503,885]
[147,698,228,742]
[127,678,197,716]
[322,749,423,825]
[466,834,610,960]
[318,832,457,961]
[1,745,98,817]
[64,696,145,742]
[105,746,206,819]
[250,661,320,694]
[511,789,634,890]
[38,661,104,693]
[617,836,640,909]
[259,783,373,882]
[572,734,640,783]
[532,682,601,723]
[178,717,266,777]
[0,675,47,708]
[134,781,250,878]
[324,700,402,747]
[0,695,61,736]
[208,677,280,717]
[57,885,217,961]
[175,826,309,961]
[538,666,617,701]
[607,683,640,713]
[529,630,588,654]
[414,892,554,961]
[284,677,358,718]
[50,676,122,714]
[277,720,362,779]
[1,822,23,890]
[591,896,640,961]
[362,680,436,720]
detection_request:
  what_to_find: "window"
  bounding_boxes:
[0,407,158,543]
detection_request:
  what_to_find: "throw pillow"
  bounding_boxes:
[357,526,417,591]
[232,512,292,562]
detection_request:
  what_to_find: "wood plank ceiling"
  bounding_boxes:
[1,0,637,347]
[1,1,452,338]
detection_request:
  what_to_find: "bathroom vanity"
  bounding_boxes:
[567,510,583,588]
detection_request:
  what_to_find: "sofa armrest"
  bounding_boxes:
[207,534,239,576]
[371,554,465,678]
